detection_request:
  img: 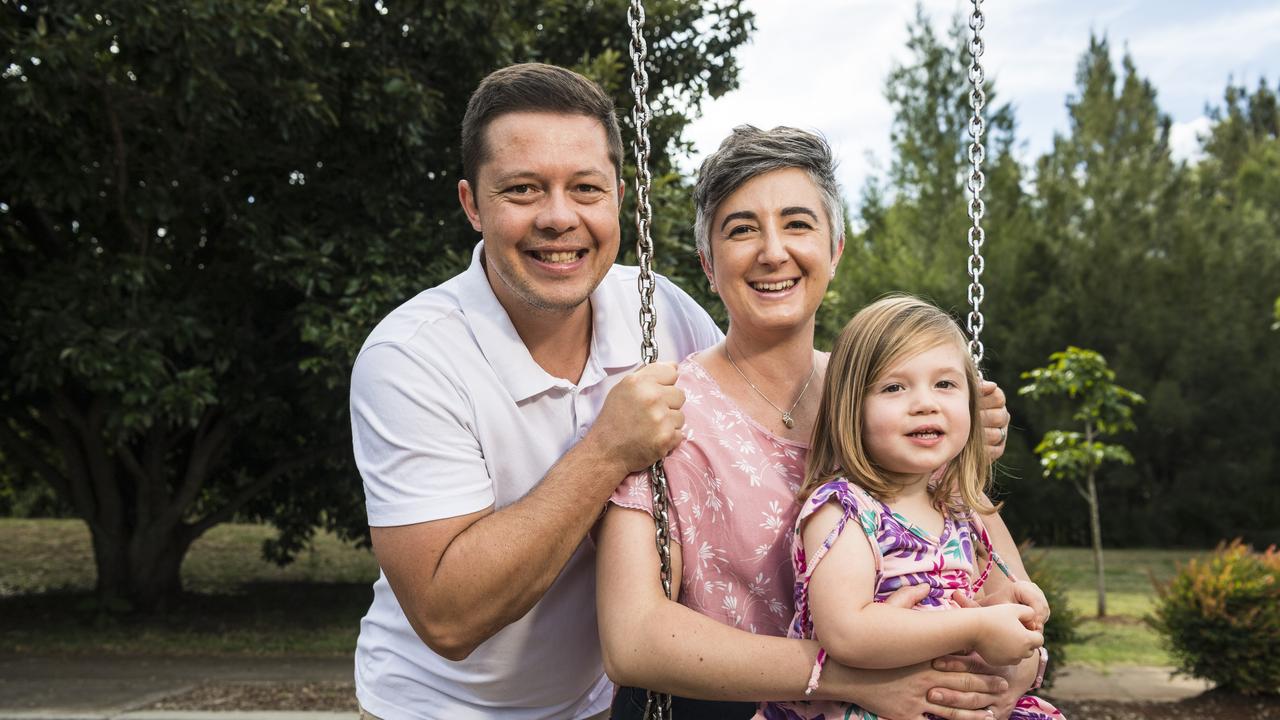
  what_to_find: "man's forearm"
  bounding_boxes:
[398,437,627,659]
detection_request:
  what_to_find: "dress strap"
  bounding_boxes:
[967,511,1017,595]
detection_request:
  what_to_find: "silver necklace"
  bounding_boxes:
[723,343,816,429]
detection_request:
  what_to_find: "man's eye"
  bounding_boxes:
[575,184,603,194]
[506,184,534,195]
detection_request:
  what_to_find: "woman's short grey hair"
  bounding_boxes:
[692,125,845,264]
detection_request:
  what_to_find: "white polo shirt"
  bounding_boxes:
[350,241,722,720]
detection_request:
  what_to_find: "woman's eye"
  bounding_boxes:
[785,219,815,230]
[727,224,755,237]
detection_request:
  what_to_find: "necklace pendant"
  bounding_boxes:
[782,412,795,429]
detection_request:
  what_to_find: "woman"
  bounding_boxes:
[596,126,1041,720]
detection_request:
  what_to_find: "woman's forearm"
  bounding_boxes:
[597,506,828,700]
[600,592,832,701]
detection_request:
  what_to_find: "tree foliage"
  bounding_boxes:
[831,5,1280,549]
[1019,347,1141,617]
[0,0,751,609]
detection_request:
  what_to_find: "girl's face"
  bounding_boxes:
[862,341,971,482]
[702,167,842,337]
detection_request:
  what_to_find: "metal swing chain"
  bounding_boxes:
[965,0,988,367]
[627,1,674,718]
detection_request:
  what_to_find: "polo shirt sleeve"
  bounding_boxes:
[351,341,495,527]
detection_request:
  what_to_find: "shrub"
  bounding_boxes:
[1148,539,1280,695]
[1021,544,1081,690]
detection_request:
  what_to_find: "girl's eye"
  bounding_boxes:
[882,383,904,393]
[936,380,958,389]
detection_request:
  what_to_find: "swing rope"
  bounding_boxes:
[626,1,674,718]
[624,3,990,717]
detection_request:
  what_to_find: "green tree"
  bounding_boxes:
[1019,347,1143,617]
[0,0,751,610]
[824,3,1018,348]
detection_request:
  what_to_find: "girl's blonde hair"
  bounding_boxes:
[802,294,995,515]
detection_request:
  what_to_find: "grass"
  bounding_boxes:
[0,518,378,656]
[1030,546,1209,669]
[1,518,1209,667]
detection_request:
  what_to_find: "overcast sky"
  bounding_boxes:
[682,0,1280,201]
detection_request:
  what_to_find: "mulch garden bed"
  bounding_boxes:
[146,682,1280,719]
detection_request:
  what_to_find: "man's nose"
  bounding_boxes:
[536,190,579,234]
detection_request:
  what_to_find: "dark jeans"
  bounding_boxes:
[611,685,756,720]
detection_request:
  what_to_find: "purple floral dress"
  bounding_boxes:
[758,479,1065,720]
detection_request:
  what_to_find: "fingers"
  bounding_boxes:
[979,407,1011,435]
[882,583,931,609]
[930,663,1009,694]
[978,380,1005,409]
[925,665,1007,720]
[923,701,996,720]
[978,382,1010,462]
[936,652,999,676]
[951,593,980,610]
[592,363,688,471]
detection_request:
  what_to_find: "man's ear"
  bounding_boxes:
[616,178,626,210]
[699,250,717,294]
[459,179,483,232]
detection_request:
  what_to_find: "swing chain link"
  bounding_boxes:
[965,0,987,366]
[628,1,674,718]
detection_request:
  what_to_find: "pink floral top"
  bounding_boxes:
[610,356,807,637]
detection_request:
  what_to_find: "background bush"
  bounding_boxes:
[1021,545,1081,690]
[1148,540,1280,695]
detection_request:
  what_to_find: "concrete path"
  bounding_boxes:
[1049,664,1214,702]
[0,652,1213,719]
[0,655,353,719]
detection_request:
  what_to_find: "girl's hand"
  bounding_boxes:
[968,580,1050,631]
[972,604,1043,666]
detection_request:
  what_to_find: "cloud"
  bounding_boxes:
[682,0,1277,200]
[1169,116,1212,164]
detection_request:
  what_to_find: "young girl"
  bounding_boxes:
[760,296,1063,720]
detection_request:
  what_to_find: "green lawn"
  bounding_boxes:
[1,518,1207,666]
[0,518,378,656]
[1028,546,1209,668]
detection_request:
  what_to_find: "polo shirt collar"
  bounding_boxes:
[588,264,646,370]
[456,242,643,403]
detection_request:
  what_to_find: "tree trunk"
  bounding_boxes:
[1086,422,1107,618]
[1087,469,1106,617]
[91,516,193,612]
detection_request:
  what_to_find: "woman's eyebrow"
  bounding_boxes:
[781,206,819,221]
[719,210,758,231]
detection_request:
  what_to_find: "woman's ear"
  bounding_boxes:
[699,250,717,293]
[831,238,845,278]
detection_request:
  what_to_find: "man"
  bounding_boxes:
[350,63,1021,720]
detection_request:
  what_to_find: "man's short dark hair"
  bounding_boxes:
[461,63,625,187]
